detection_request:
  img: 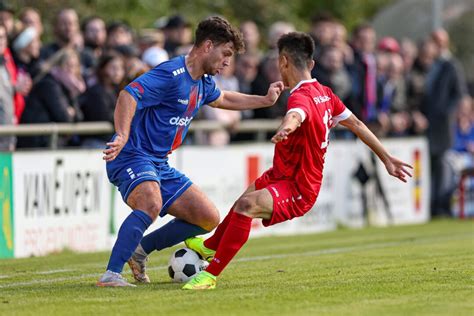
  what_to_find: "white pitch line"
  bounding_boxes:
[0,233,470,289]
[36,269,76,275]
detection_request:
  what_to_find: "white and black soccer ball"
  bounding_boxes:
[168,248,208,283]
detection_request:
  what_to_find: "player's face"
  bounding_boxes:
[204,41,234,75]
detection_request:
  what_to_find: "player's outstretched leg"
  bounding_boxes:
[201,208,235,251]
[183,212,253,290]
[183,188,272,290]
[182,271,217,290]
[184,237,216,262]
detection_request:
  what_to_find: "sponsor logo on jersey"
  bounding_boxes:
[178,99,189,105]
[313,95,331,105]
[169,116,193,126]
[172,67,185,76]
[129,82,144,99]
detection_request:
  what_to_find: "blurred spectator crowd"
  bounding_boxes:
[0,4,471,215]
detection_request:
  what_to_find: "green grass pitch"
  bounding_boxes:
[0,220,472,316]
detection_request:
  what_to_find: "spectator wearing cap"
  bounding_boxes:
[376,36,400,82]
[19,7,43,37]
[138,29,168,68]
[80,52,125,147]
[0,1,15,40]
[12,26,41,78]
[161,15,192,58]
[378,36,400,54]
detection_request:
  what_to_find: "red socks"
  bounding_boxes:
[204,209,234,250]
[205,212,252,276]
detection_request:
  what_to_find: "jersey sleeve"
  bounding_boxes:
[329,89,352,126]
[124,67,174,110]
[287,93,310,122]
[203,75,221,104]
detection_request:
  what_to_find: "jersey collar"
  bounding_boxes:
[290,78,317,94]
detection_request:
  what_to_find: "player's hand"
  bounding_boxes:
[384,156,413,183]
[265,81,285,106]
[103,134,127,162]
[271,127,291,144]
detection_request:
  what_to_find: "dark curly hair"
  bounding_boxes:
[195,16,245,54]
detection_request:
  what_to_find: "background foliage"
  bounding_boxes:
[13,0,393,38]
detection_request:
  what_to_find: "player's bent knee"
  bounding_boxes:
[143,202,162,220]
[198,209,220,231]
[234,195,257,218]
[128,198,162,220]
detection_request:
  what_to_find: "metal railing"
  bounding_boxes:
[0,120,282,149]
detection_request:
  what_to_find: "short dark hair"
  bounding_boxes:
[310,12,335,25]
[277,32,315,70]
[353,22,374,38]
[195,16,245,54]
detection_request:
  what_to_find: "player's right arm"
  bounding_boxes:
[271,111,303,144]
[339,114,413,182]
[103,90,137,161]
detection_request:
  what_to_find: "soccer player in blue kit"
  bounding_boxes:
[97,16,284,287]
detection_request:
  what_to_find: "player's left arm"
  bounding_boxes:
[271,111,303,144]
[209,81,284,110]
[339,114,413,182]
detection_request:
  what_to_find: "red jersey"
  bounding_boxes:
[267,79,351,203]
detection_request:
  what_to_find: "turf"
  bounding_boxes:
[0,219,472,316]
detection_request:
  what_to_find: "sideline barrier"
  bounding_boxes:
[0,137,430,258]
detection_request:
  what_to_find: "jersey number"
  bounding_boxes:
[320,109,332,149]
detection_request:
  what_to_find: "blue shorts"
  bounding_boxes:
[106,152,192,217]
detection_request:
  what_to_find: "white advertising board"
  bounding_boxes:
[12,150,111,257]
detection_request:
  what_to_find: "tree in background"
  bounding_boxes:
[14,0,393,42]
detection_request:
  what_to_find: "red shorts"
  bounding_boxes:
[255,172,316,227]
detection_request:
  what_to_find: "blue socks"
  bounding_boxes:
[106,210,152,273]
[140,218,208,254]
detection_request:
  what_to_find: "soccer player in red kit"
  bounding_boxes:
[183,32,413,290]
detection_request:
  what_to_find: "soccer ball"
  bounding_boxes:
[168,248,208,283]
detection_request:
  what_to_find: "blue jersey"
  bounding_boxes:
[122,55,221,159]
